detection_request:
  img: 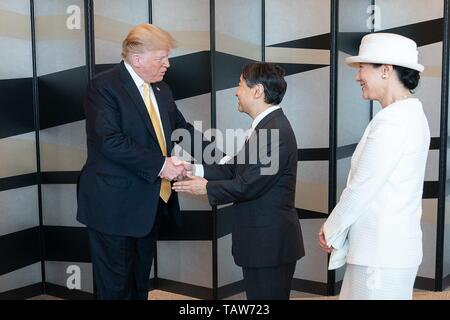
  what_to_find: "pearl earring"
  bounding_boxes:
[382,74,387,79]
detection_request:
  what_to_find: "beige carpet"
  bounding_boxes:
[147,289,450,300]
[28,289,450,300]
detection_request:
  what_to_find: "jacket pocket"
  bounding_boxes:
[96,172,131,188]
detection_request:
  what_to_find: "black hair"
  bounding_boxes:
[393,65,420,91]
[373,63,420,92]
[241,63,287,105]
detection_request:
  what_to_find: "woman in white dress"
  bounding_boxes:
[318,33,430,300]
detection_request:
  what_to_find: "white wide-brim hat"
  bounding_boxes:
[345,33,424,72]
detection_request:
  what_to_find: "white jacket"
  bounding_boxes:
[324,98,430,270]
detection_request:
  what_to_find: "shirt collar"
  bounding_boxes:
[251,105,281,129]
[124,61,145,89]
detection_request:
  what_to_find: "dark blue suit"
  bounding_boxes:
[77,61,195,299]
[204,109,304,299]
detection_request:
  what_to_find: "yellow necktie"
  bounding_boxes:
[143,83,171,203]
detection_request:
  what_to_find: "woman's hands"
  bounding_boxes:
[318,223,333,254]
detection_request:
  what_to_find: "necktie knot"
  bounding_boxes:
[143,82,150,96]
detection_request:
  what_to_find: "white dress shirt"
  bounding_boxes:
[194,105,281,177]
[124,61,166,174]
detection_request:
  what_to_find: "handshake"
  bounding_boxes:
[159,156,193,181]
[160,156,209,196]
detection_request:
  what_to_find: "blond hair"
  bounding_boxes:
[121,24,176,62]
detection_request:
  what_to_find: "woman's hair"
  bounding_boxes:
[121,24,176,62]
[393,65,421,91]
[373,64,420,92]
[241,63,287,105]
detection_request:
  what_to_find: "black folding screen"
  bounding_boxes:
[0,0,449,300]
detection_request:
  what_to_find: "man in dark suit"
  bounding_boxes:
[173,63,304,300]
[77,24,197,300]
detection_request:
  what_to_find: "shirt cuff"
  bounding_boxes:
[158,158,166,176]
[193,164,204,178]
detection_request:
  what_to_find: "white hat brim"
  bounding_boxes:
[345,56,425,73]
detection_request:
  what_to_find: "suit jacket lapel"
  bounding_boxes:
[236,109,284,162]
[244,109,284,147]
[118,62,160,146]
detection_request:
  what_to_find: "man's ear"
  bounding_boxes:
[130,54,141,68]
[254,83,264,99]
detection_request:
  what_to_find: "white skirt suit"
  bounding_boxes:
[323,98,430,299]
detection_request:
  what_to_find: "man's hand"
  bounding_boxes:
[160,156,186,181]
[180,161,193,176]
[172,173,208,195]
[318,223,332,254]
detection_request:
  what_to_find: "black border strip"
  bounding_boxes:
[41,172,80,184]
[292,278,328,296]
[299,148,329,161]
[148,0,156,291]
[154,278,330,300]
[336,139,439,159]
[423,181,439,199]
[261,0,265,62]
[11,175,438,202]
[37,66,88,130]
[96,52,211,101]
[154,278,329,300]
[0,173,37,191]
[444,273,450,290]
[30,0,46,292]
[0,227,41,276]
[158,210,213,241]
[268,19,443,52]
[415,276,437,291]
[148,0,152,24]
[218,280,244,300]
[45,282,93,300]
[210,0,218,300]
[85,0,95,81]
[430,137,441,150]
[297,209,328,219]
[370,0,375,119]
[336,144,357,160]
[382,18,444,48]
[4,275,444,300]
[302,139,440,162]
[43,226,90,263]
[41,210,217,263]
[27,137,442,185]
[436,0,450,291]
[327,0,339,297]
[155,278,212,300]
[0,78,34,139]
[334,280,343,295]
[268,33,331,50]
[0,283,43,300]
